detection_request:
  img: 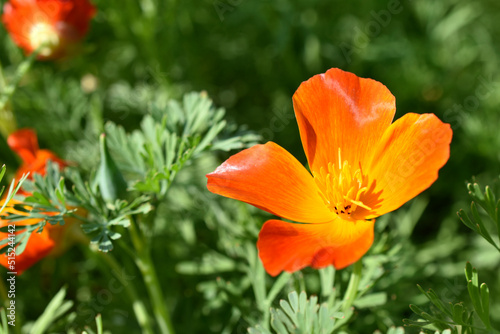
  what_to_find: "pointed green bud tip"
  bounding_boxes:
[96,133,128,202]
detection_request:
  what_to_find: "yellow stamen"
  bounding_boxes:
[313,149,371,219]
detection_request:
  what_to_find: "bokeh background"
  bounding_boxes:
[1,0,500,332]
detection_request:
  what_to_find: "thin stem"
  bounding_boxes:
[129,216,175,334]
[319,266,336,308]
[0,51,37,110]
[135,252,174,334]
[97,250,155,334]
[0,61,17,138]
[0,61,7,88]
[341,259,363,314]
[248,247,267,329]
[0,49,40,138]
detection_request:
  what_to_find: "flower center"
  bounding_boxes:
[313,149,372,219]
[29,22,60,57]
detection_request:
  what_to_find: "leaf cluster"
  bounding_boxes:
[404,179,500,334]
[0,287,106,334]
[248,291,345,334]
[458,181,500,253]
[405,263,495,334]
[0,92,258,253]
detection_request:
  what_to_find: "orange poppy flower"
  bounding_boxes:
[207,68,452,276]
[0,128,76,274]
[7,128,67,195]
[1,0,96,59]
[0,199,57,274]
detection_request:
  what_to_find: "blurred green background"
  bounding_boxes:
[1,0,500,332]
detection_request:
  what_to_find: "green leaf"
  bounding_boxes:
[31,287,73,334]
[465,262,473,282]
[471,202,496,245]
[451,303,466,325]
[319,266,335,299]
[248,325,273,334]
[270,308,291,333]
[496,199,500,240]
[384,327,406,334]
[0,168,29,214]
[470,183,485,202]
[96,133,128,202]
[0,165,5,183]
[252,291,341,334]
[266,272,292,306]
[14,231,31,256]
[484,186,496,214]
[95,314,103,334]
[407,262,495,333]
[409,304,426,317]
[461,181,500,253]
[176,251,236,275]
[353,292,387,308]
[480,283,491,328]
[458,209,475,230]
[280,297,298,325]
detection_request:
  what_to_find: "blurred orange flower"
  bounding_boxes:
[7,128,67,195]
[207,68,452,276]
[0,129,77,274]
[0,199,58,274]
[1,0,96,59]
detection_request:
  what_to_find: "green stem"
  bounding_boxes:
[341,259,363,314]
[0,50,40,138]
[0,62,6,88]
[0,51,37,110]
[129,216,175,334]
[249,247,268,329]
[0,62,16,138]
[97,251,155,334]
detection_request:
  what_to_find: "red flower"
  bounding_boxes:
[2,0,96,59]
[0,129,77,274]
[207,68,452,276]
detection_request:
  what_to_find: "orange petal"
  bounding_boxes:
[0,199,55,275]
[14,149,68,180]
[359,113,452,218]
[7,128,39,164]
[257,218,374,276]
[8,128,68,196]
[207,142,334,223]
[293,68,396,174]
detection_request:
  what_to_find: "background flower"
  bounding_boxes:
[1,0,96,59]
[7,128,66,195]
[0,198,57,274]
[0,128,80,274]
